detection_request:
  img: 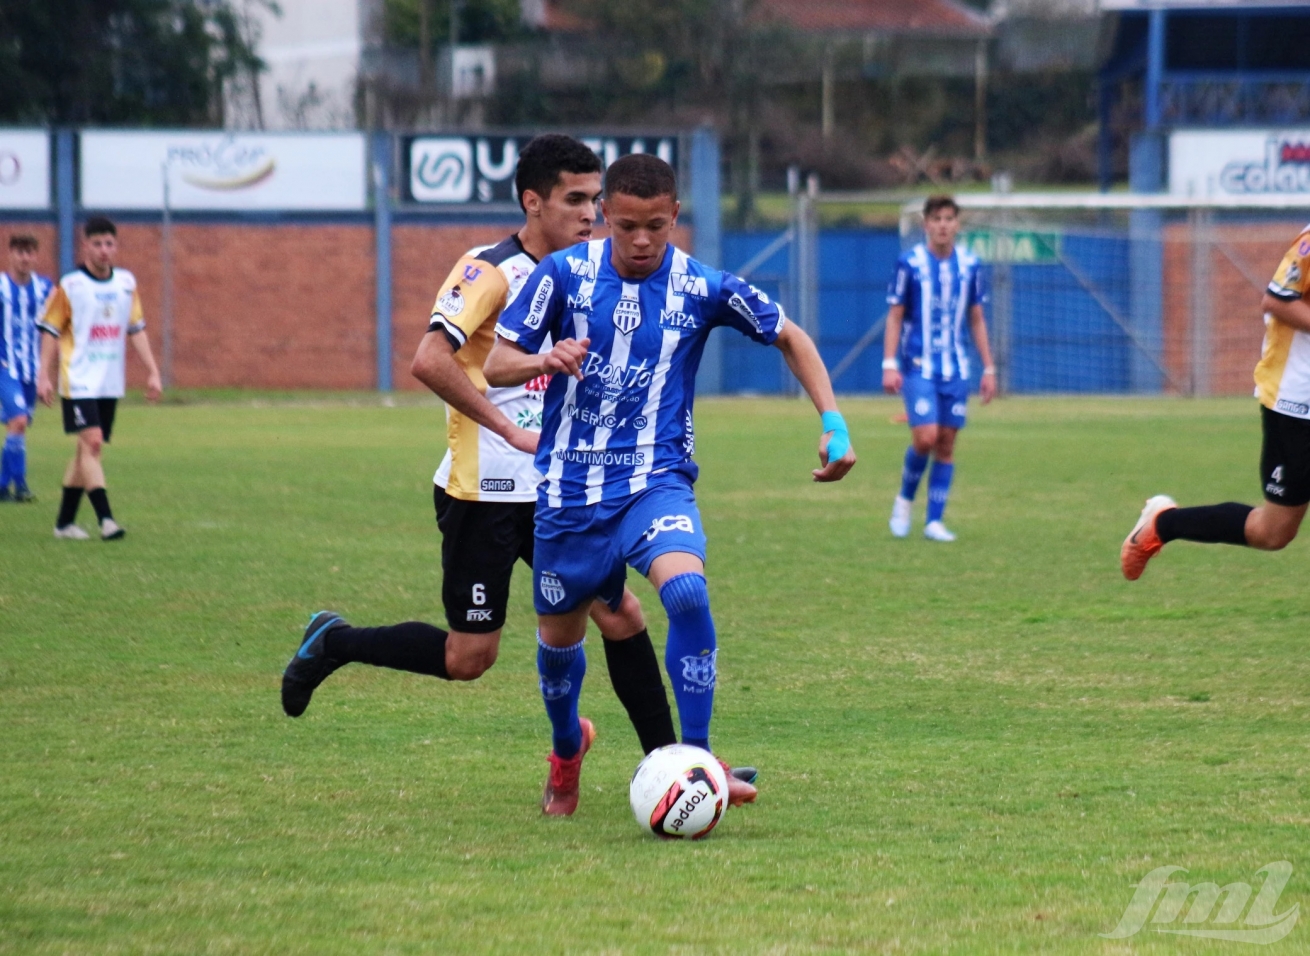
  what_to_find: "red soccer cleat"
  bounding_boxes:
[1121,495,1177,581]
[541,717,596,816]
[717,757,758,807]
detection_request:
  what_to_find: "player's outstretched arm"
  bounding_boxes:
[772,321,856,482]
[484,335,591,388]
[411,331,538,455]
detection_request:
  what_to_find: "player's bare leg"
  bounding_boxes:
[55,426,110,539]
[647,551,757,807]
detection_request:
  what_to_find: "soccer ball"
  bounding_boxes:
[629,744,729,839]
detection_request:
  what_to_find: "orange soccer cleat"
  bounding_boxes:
[1121,495,1177,581]
[717,758,758,807]
[542,717,596,816]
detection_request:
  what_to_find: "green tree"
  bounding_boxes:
[0,0,273,126]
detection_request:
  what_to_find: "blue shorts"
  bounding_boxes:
[903,375,968,430]
[533,474,708,615]
[0,376,35,424]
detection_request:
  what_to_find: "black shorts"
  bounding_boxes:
[61,398,118,442]
[434,485,535,634]
[1260,404,1310,507]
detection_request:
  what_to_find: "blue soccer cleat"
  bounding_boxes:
[281,611,348,717]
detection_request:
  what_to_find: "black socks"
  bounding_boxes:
[56,486,84,528]
[87,488,113,524]
[1156,503,1253,546]
[325,621,451,680]
[603,628,677,755]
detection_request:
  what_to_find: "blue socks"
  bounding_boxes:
[2,433,25,491]
[659,573,717,751]
[927,461,955,523]
[537,634,586,759]
[900,447,929,500]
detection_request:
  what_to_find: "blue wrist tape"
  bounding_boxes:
[820,410,850,462]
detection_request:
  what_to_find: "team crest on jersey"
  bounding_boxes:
[1287,261,1303,286]
[462,264,483,283]
[680,650,717,690]
[613,294,642,335]
[671,272,709,298]
[567,256,597,280]
[436,287,465,317]
[539,571,566,606]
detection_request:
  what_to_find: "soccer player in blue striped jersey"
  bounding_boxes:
[0,234,53,502]
[486,154,856,816]
[883,195,996,542]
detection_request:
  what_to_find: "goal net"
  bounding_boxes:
[896,193,1310,397]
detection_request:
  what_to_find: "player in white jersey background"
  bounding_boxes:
[487,154,856,815]
[883,195,996,542]
[282,136,690,772]
[37,217,162,541]
[1122,221,1310,579]
[0,234,53,502]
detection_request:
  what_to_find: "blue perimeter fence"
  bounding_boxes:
[718,228,1147,396]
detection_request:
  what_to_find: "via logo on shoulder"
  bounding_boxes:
[671,272,709,298]
[567,256,597,280]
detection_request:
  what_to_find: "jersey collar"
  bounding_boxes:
[79,266,115,283]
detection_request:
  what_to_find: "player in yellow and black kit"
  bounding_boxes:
[282,136,691,768]
[1122,222,1310,578]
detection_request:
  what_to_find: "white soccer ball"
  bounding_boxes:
[629,744,729,839]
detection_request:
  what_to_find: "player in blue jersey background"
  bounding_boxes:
[486,154,856,816]
[882,195,996,542]
[0,234,53,502]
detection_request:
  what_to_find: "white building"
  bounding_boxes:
[225,0,377,131]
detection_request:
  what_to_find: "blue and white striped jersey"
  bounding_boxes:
[496,239,785,508]
[0,272,53,384]
[887,243,987,382]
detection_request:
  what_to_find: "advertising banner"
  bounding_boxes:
[0,130,50,210]
[1171,129,1310,199]
[80,131,368,210]
[405,133,679,204]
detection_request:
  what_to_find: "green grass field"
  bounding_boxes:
[2,394,1306,954]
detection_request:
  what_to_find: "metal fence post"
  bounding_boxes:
[1190,208,1213,396]
[691,127,723,396]
[55,129,75,276]
[373,132,393,393]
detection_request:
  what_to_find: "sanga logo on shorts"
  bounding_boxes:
[480,478,515,492]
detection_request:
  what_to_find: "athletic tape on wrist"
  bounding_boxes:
[820,410,850,462]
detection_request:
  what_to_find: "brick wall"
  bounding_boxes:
[1162,221,1303,395]
[0,218,692,392]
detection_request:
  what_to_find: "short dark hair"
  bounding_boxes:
[603,154,677,202]
[84,216,117,238]
[8,234,38,251]
[923,195,959,218]
[515,135,603,211]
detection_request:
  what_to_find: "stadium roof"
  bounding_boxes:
[753,0,992,37]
